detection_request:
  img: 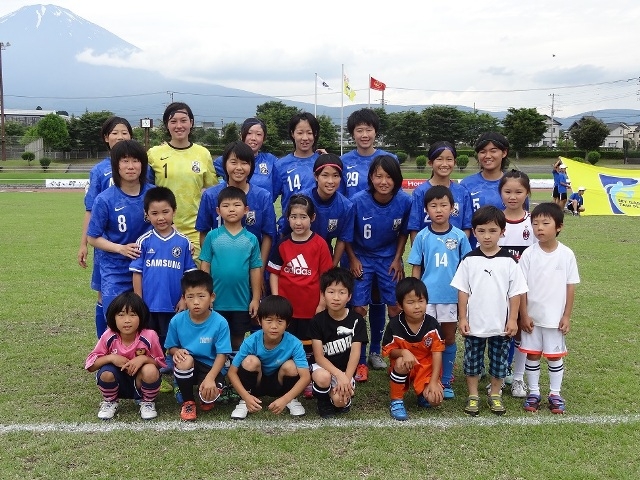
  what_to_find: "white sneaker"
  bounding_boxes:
[97,400,119,420]
[231,400,248,420]
[510,379,528,398]
[139,401,157,420]
[368,353,387,370]
[286,398,306,416]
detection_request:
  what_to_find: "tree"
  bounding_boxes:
[36,113,70,151]
[316,114,339,153]
[256,101,301,144]
[372,107,390,143]
[570,117,610,152]
[502,107,547,159]
[4,121,26,137]
[386,111,425,157]
[422,106,464,145]
[67,110,114,155]
[221,122,240,145]
[459,111,501,145]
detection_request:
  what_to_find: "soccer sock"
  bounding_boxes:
[512,341,526,382]
[389,369,408,400]
[140,378,161,402]
[95,302,106,339]
[312,383,331,401]
[525,359,541,395]
[282,375,300,396]
[548,359,565,395]
[441,343,457,387]
[97,378,118,402]
[368,304,387,355]
[237,366,259,393]
[174,367,195,402]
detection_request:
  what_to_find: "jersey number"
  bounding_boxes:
[162,163,168,179]
[472,197,481,211]
[117,214,127,233]
[346,171,359,188]
[287,174,301,192]
[434,252,448,267]
[363,224,372,239]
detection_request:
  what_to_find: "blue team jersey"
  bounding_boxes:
[232,330,308,376]
[165,309,232,368]
[214,151,278,199]
[569,192,583,206]
[340,149,397,198]
[87,184,154,295]
[272,152,319,231]
[195,183,276,244]
[85,158,114,211]
[557,172,569,194]
[350,189,411,258]
[129,227,197,313]
[459,172,504,212]
[407,225,472,304]
[408,180,473,232]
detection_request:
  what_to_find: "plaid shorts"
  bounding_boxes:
[463,335,510,379]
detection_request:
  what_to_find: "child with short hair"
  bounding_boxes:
[519,203,580,414]
[85,291,166,420]
[227,295,311,419]
[164,270,232,421]
[130,186,197,386]
[87,139,154,334]
[200,186,263,350]
[567,187,586,216]
[309,267,368,418]
[408,185,471,399]
[451,205,528,416]
[382,278,445,421]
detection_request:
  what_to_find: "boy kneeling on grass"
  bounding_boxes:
[227,295,310,419]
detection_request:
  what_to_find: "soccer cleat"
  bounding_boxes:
[174,381,183,405]
[488,394,506,415]
[97,400,119,420]
[355,363,369,382]
[200,401,215,412]
[180,400,197,421]
[139,401,157,420]
[367,353,387,370]
[510,379,528,398]
[303,382,314,399]
[524,393,541,412]
[286,398,306,416]
[443,386,455,400]
[416,394,431,408]
[231,400,248,420]
[159,377,174,393]
[548,394,566,414]
[464,395,480,416]
[390,399,408,421]
[316,398,335,419]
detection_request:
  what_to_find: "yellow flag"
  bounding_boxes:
[343,73,356,101]
[560,157,640,216]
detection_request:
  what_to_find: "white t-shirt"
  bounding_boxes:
[519,242,580,328]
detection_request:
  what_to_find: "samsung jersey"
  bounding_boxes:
[85,328,166,370]
[350,189,411,259]
[408,180,473,232]
[408,225,472,304]
[195,183,276,244]
[340,149,397,198]
[214,151,278,199]
[129,227,197,313]
[233,330,308,376]
[85,158,114,211]
[497,212,536,261]
[165,309,232,368]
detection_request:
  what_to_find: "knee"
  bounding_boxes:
[354,306,367,317]
[98,370,116,383]
[139,364,160,382]
[311,368,331,388]
[174,354,194,370]
[387,304,401,317]
[241,355,261,372]
[279,359,299,377]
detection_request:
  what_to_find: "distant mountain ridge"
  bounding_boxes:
[2,4,640,128]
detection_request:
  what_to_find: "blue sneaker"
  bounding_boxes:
[416,395,431,408]
[174,380,183,405]
[443,386,455,399]
[390,400,408,421]
[547,394,566,414]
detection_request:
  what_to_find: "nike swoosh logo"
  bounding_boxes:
[160,156,170,160]
[103,171,111,176]
[286,168,296,174]
[347,165,357,169]
[470,191,481,196]
[363,216,373,221]
[115,206,125,211]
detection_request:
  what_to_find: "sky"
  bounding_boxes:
[1,0,639,118]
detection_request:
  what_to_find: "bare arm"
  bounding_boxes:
[78,211,92,268]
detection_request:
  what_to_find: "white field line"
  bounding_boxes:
[2,414,639,435]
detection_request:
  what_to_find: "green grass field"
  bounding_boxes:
[0,191,639,479]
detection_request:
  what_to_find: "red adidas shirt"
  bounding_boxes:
[267,233,333,319]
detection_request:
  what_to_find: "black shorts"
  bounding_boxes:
[217,310,252,337]
[552,186,559,199]
[559,192,567,201]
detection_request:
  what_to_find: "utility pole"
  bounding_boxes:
[0,42,10,161]
[549,93,555,147]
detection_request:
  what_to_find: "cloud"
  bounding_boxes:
[481,66,515,77]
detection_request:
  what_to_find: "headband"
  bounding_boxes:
[428,146,455,161]
[314,163,343,173]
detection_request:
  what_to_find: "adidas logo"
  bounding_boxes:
[283,254,312,276]
[148,248,155,254]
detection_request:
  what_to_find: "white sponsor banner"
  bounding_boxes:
[45,179,90,189]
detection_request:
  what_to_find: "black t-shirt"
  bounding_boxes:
[309,309,369,371]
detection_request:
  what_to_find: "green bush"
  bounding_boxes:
[587,151,601,165]
[21,152,36,165]
[457,154,469,171]
[40,157,52,171]
[415,155,427,171]
[573,156,586,163]
[396,151,408,164]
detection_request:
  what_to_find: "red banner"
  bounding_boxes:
[370,77,386,91]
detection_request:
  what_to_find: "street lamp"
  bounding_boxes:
[0,41,10,161]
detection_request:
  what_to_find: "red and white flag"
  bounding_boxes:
[370,76,386,91]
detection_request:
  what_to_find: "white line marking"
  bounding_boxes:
[2,414,639,434]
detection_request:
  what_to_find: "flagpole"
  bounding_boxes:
[314,73,318,117]
[341,64,344,156]
[368,74,371,109]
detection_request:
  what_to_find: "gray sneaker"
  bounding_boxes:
[510,379,528,398]
[368,353,387,370]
